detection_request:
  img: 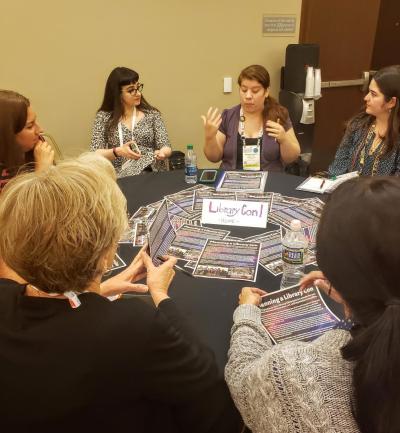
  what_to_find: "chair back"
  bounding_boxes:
[169,151,185,170]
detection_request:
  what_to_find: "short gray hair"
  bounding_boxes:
[0,153,127,293]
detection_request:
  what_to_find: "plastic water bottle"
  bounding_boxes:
[280,219,308,289]
[185,144,197,184]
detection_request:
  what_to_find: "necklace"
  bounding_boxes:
[358,124,385,175]
[373,122,386,140]
[239,108,263,147]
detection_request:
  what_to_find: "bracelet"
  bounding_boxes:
[112,147,119,158]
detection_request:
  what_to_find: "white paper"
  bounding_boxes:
[296,171,359,194]
[314,68,321,100]
[193,239,261,282]
[300,99,315,124]
[296,176,335,193]
[304,66,314,98]
[215,171,268,192]
[202,199,268,228]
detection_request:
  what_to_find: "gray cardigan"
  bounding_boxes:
[225,304,359,433]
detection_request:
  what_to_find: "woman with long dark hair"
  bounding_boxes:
[225,176,400,433]
[202,65,300,171]
[0,90,54,190]
[329,65,400,176]
[90,67,172,177]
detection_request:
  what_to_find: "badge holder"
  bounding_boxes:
[243,144,261,171]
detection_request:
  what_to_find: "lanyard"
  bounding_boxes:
[118,106,137,147]
[239,107,263,147]
[27,285,119,309]
[27,284,83,308]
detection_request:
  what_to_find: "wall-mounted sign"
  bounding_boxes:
[263,15,296,36]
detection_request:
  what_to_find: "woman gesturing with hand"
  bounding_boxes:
[202,107,224,162]
[202,65,300,171]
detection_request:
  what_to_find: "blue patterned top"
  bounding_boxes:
[329,122,400,177]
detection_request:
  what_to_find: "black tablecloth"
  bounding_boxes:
[116,170,339,370]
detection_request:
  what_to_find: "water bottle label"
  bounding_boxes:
[282,247,305,265]
[185,165,197,176]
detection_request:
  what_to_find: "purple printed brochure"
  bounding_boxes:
[193,239,260,281]
[259,284,339,344]
[148,200,176,266]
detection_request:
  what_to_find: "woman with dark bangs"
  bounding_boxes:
[90,67,172,177]
[329,65,400,176]
[202,64,300,171]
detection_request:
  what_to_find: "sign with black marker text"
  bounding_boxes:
[201,199,268,228]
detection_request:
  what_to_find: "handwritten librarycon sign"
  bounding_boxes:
[201,199,268,228]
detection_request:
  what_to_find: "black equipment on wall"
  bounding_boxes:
[168,150,185,170]
[282,44,320,93]
[279,43,320,175]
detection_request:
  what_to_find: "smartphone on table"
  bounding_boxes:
[199,169,218,184]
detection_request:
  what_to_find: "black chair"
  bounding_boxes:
[280,90,314,177]
[169,150,185,170]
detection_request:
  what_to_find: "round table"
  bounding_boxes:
[116,170,338,369]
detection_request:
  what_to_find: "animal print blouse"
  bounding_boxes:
[90,110,171,177]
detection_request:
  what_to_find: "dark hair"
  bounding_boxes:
[238,64,288,124]
[317,177,400,433]
[0,90,34,174]
[346,65,400,157]
[98,67,158,143]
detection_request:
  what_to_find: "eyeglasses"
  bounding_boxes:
[124,83,144,95]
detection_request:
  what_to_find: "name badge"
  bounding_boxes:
[243,145,260,171]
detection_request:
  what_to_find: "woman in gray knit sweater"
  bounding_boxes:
[225,176,400,433]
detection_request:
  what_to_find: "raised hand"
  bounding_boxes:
[265,119,286,142]
[201,107,222,140]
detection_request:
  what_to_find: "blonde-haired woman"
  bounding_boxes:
[0,154,240,433]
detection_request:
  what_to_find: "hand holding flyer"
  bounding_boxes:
[259,284,339,344]
[239,287,268,305]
